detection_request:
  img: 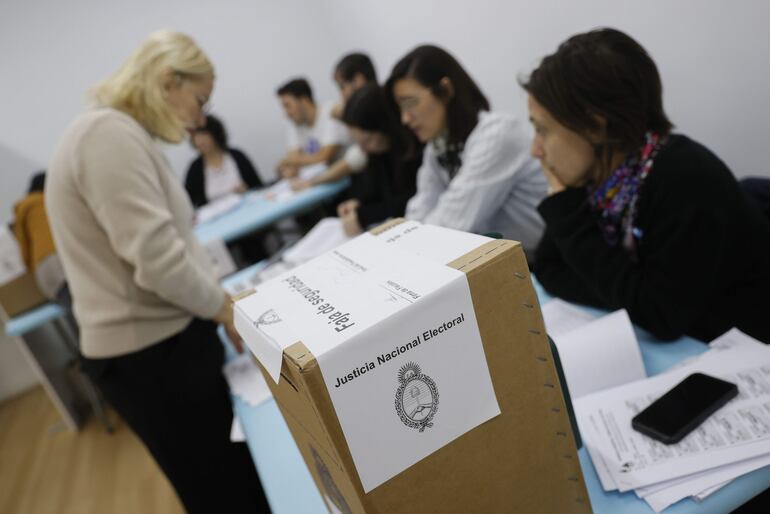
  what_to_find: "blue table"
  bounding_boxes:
[533,282,770,513]
[4,179,351,340]
[4,302,65,338]
[221,264,770,513]
[2,301,84,430]
[2,180,349,431]
[194,179,350,244]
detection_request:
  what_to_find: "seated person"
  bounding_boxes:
[523,28,770,344]
[385,45,547,256]
[292,53,379,191]
[335,83,422,236]
[12,172,68,304]
[275,78,348,179]
[740,177,770,219]
[184,114,262,207]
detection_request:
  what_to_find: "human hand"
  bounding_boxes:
[214,296,244,353]
[542,166,566,196]
[278,162,300,179]
[341,209,363,237]
[336,199,361,217]
[330,101,344,120]
[290,178,311,191]
[233,182,247,194]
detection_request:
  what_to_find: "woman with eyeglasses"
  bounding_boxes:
[46,31,271,512]
[524,28,770,344]
[185,114,262,207]
[335,83,422,236]
[385,45,546,257]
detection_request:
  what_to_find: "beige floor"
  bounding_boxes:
[0,386,185,514]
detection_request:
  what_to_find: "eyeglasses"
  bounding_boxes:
[396,95,423,115]
[195,92,212,115]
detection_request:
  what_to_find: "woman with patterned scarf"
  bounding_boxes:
[385,45,547,258]
[523,28,770,344]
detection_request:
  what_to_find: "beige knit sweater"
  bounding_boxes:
[46,108,225,358]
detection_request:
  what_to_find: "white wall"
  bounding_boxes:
[326,0,770,179]
[0,0,348,399]
[1,0,768,399]
[0,0,345,225]
[2,0,768,225]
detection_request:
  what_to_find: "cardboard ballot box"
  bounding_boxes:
[235,220,590,514]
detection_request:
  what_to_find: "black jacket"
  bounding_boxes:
[535,135,770,344]
[184,148,262,207]
[349,150,421,229]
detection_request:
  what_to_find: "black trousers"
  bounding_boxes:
[82,318,271,514]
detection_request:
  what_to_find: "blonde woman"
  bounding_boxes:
[46,31,271,513]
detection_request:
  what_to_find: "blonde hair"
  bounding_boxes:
[90,30,213,143]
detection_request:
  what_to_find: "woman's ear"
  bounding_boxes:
[438,77,455,102]
[161,69,181,97]
[587,113,608,144]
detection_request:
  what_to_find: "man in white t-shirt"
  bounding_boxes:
[275,78,348,178]
[290,53,377,191]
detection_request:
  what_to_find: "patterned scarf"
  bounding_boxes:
[588,132,668,259]
[432,136,464,179]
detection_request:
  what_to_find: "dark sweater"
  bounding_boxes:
[184,148,262,207]
[535,134,770,344]
[349,151,420,228]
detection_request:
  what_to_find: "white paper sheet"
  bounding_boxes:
[223,353,273,407]
[262,164,328,202]
[640,453,770,512]
[665,328,765,373]
[693,481,729,501]
[230,415,246,442]
[376,220,493,265]
[541,298,597,338]
[0,225,26,285]
[709,328,767,351]
[223,261,293,296]
[283,217,351,266]
[195,193,242,224]
[552,309,647,399]
[575,344,770,493]
[235,231,482,381]
[202,237,236,279]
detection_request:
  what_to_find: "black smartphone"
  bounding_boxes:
[631,373,738,445]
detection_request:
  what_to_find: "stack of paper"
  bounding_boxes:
[223,353,273,408]
[262,163,328,202]
[202,237,237,279]
[282,217,351,266]
[223,354,273,443]
[572,328,770,512]
[195,193,243,224]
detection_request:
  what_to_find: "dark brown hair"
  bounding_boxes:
[334,53,377,83]
[342,83,419,162]
[386,45,489,146]
[521,28,673,181]
[194,114,228,150]
[276,78,313,102]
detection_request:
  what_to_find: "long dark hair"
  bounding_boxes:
[28,171,46,193]
[335,53,377,83]
[343,83,419,162]
[386,45,489,146]
[194,114,228,150]
[521,28,673,182]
